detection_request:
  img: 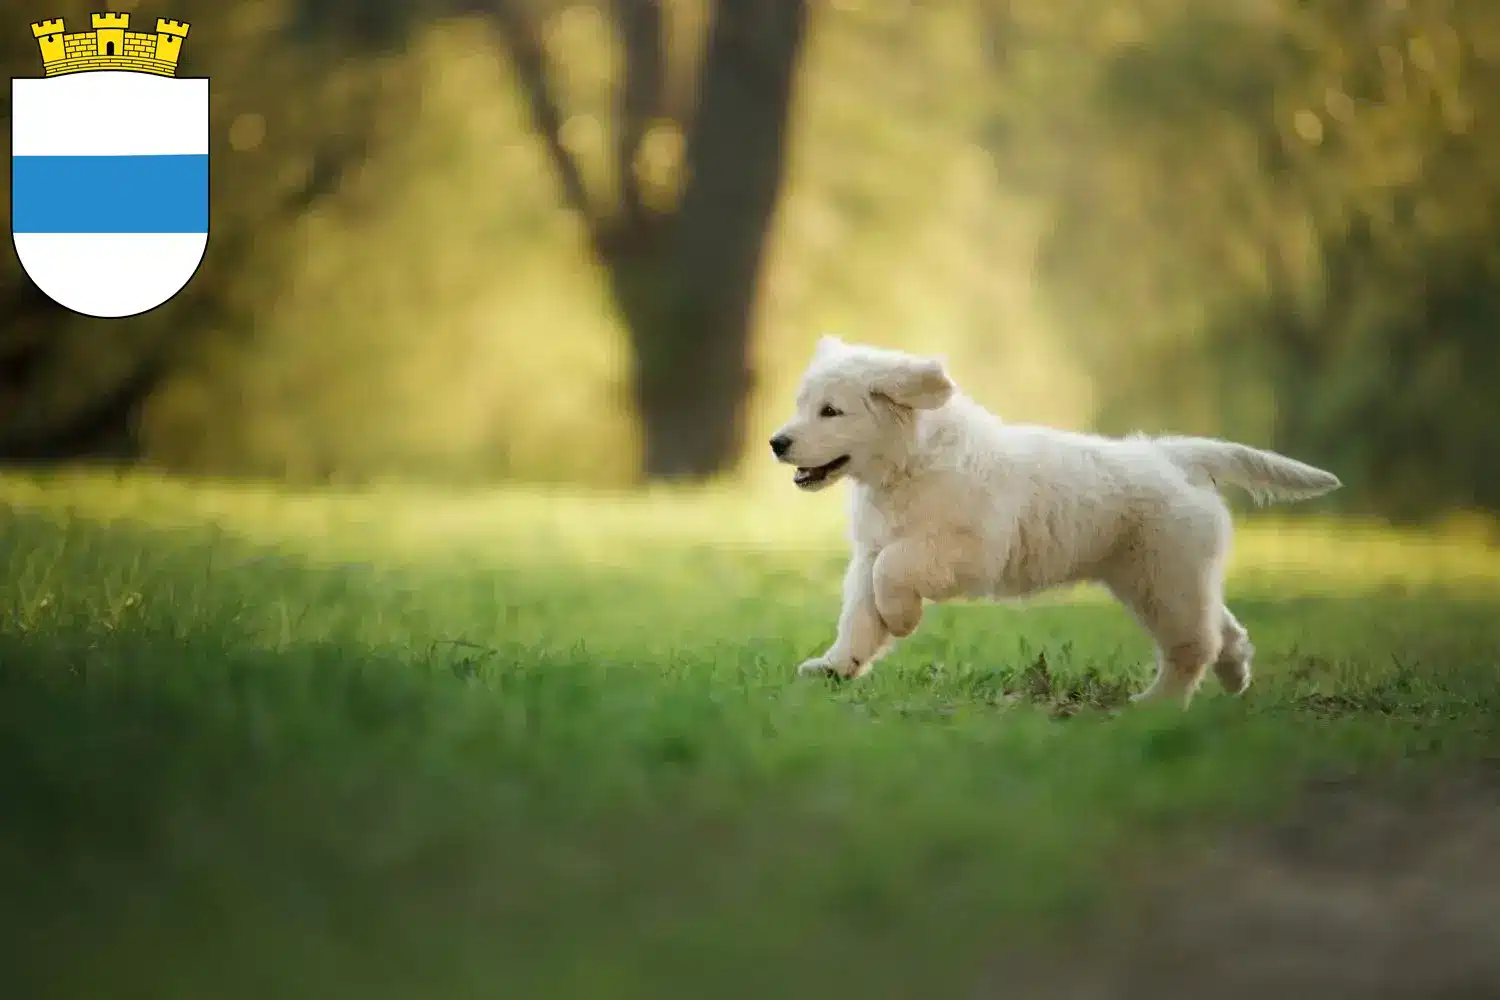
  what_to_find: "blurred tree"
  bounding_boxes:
[486,0,809,478]
[3,0,809,482]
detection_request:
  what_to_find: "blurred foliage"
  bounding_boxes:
[1,0,1496,519]
[984,0,1500,520]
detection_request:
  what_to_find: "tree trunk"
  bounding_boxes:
[495,0,809,480]
[620,0,808,480]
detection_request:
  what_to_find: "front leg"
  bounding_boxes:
[873,538,962,638]
[799,547,893,680]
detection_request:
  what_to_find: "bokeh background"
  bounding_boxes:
[3,0,1498,518]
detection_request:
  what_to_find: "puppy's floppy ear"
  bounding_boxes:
[872,355,954,410]
[813,333,846,359]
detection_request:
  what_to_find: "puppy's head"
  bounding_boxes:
[769,335,954,491]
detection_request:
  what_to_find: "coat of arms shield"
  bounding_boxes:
[11,13,206,318]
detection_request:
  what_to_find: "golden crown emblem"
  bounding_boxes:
[30,11,189,78]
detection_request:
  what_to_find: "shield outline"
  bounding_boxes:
[10,70,210,319]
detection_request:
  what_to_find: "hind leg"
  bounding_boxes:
[1108,514,1229,708]
[1129,607,1222,706]
[1109,568,1223,707]
[1212,605,1254,695]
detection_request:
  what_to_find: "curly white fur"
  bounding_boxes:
[769,336,1342,706]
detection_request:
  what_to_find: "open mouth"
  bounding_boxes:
[793,455,849,489]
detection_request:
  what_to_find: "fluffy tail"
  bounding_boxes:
[1151,435,1342,505]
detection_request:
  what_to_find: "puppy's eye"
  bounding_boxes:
[818,404,842,418]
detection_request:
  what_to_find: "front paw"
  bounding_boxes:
[797,656,836,677]
[797,655,865,680]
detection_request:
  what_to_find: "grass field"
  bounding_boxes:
[3,471,1499,999]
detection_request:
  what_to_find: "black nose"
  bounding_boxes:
[769,434,791,457]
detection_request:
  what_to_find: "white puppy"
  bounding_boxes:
[770,336,1342,706]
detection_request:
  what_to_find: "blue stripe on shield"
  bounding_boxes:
[12,153,208,233]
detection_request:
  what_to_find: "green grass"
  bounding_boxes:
[2,472,1499,999]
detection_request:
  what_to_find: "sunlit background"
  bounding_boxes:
[2,0,1494,520]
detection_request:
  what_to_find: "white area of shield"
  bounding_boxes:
[12,233,209,318]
